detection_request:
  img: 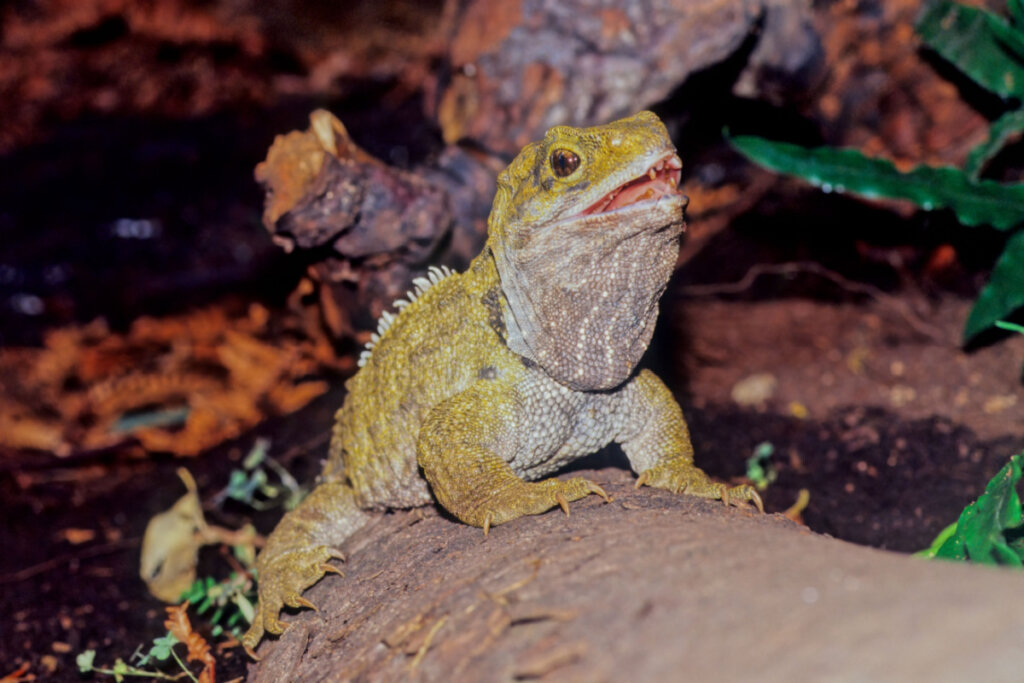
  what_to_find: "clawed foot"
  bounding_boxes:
[636,463,763,513]
[241,544,345,657]
[479,477,612,535]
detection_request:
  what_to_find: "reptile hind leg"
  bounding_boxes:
[242,480,368,656]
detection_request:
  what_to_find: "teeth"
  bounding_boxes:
[668,175,677,187]
[648,169,657,180]
[667,156,682,169]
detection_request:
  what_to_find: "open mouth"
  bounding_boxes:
[580,153,684,216]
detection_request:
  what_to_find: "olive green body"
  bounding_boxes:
[242,112,761,655]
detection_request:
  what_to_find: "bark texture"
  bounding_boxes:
[248,468,1024,681]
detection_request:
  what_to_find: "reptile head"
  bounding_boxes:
[488,111,687,391]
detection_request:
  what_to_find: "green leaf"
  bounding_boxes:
[933,454,1024,566]
[111,406,189,434]
[961,455,1024,565]
[136,632,179,666]
[112,658,130,682]
[1012,0,1024,28]
[964,230,1024,341]
[915,521,958,558]
[76,649,97,672]
[234,591,255,625]
[996,320,1024,334]
[965,108,1024,179]
[916,0,1024,100]
[934,522,967,560]
[243,437,270,469]
[181,578,205,604]
[149,633,179,661]
[745,441,777,491]
[729,134,1024,230]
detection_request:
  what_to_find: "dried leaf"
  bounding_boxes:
[164,602,217,683]
[0,299,339,458]
[0,662,32,682]
[140,469,207,602]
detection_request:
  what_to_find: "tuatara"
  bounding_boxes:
[242,110,762,655]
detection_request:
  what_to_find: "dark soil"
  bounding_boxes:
[0,387,346,681]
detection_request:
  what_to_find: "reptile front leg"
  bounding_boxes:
[417,381,610,533]
[241,480,368,656]
[618,370,763,512]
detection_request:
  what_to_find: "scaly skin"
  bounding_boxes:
[242,111,762,656]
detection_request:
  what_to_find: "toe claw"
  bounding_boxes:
[319,562,345,577]
[241,618,264,659]
[556,492,570,516]
[482,511,493,537]
[293,595,318,611]
[248,543,347,653]
[721,487,731,509]
[750,489,765,514]
[635,471,650,489]
[588,481,612,503]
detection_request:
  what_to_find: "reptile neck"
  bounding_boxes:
[465,240,503,290]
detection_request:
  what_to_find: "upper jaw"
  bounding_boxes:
[578,151,683,217]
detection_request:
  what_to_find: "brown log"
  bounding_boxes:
[432,0,822,156]
[248,468,1024,681]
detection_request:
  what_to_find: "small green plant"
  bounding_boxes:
[77,633,191,681]
[181,572,256,639]
[77,594,237,681]
[80,438,284,679]
[79,603,217,682]
[745,441,778,491]
[215,436,306,511]
[730,0,1024,369]
[918,453,1024,565]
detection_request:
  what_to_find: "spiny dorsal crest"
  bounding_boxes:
[357,265,455,368]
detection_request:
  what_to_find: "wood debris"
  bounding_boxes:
[0,300,346,457]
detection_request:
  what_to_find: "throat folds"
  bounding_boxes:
[493,202,684,392]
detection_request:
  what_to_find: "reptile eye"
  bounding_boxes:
[550,149,580,178]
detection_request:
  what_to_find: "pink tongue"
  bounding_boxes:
[605,177,672,211]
